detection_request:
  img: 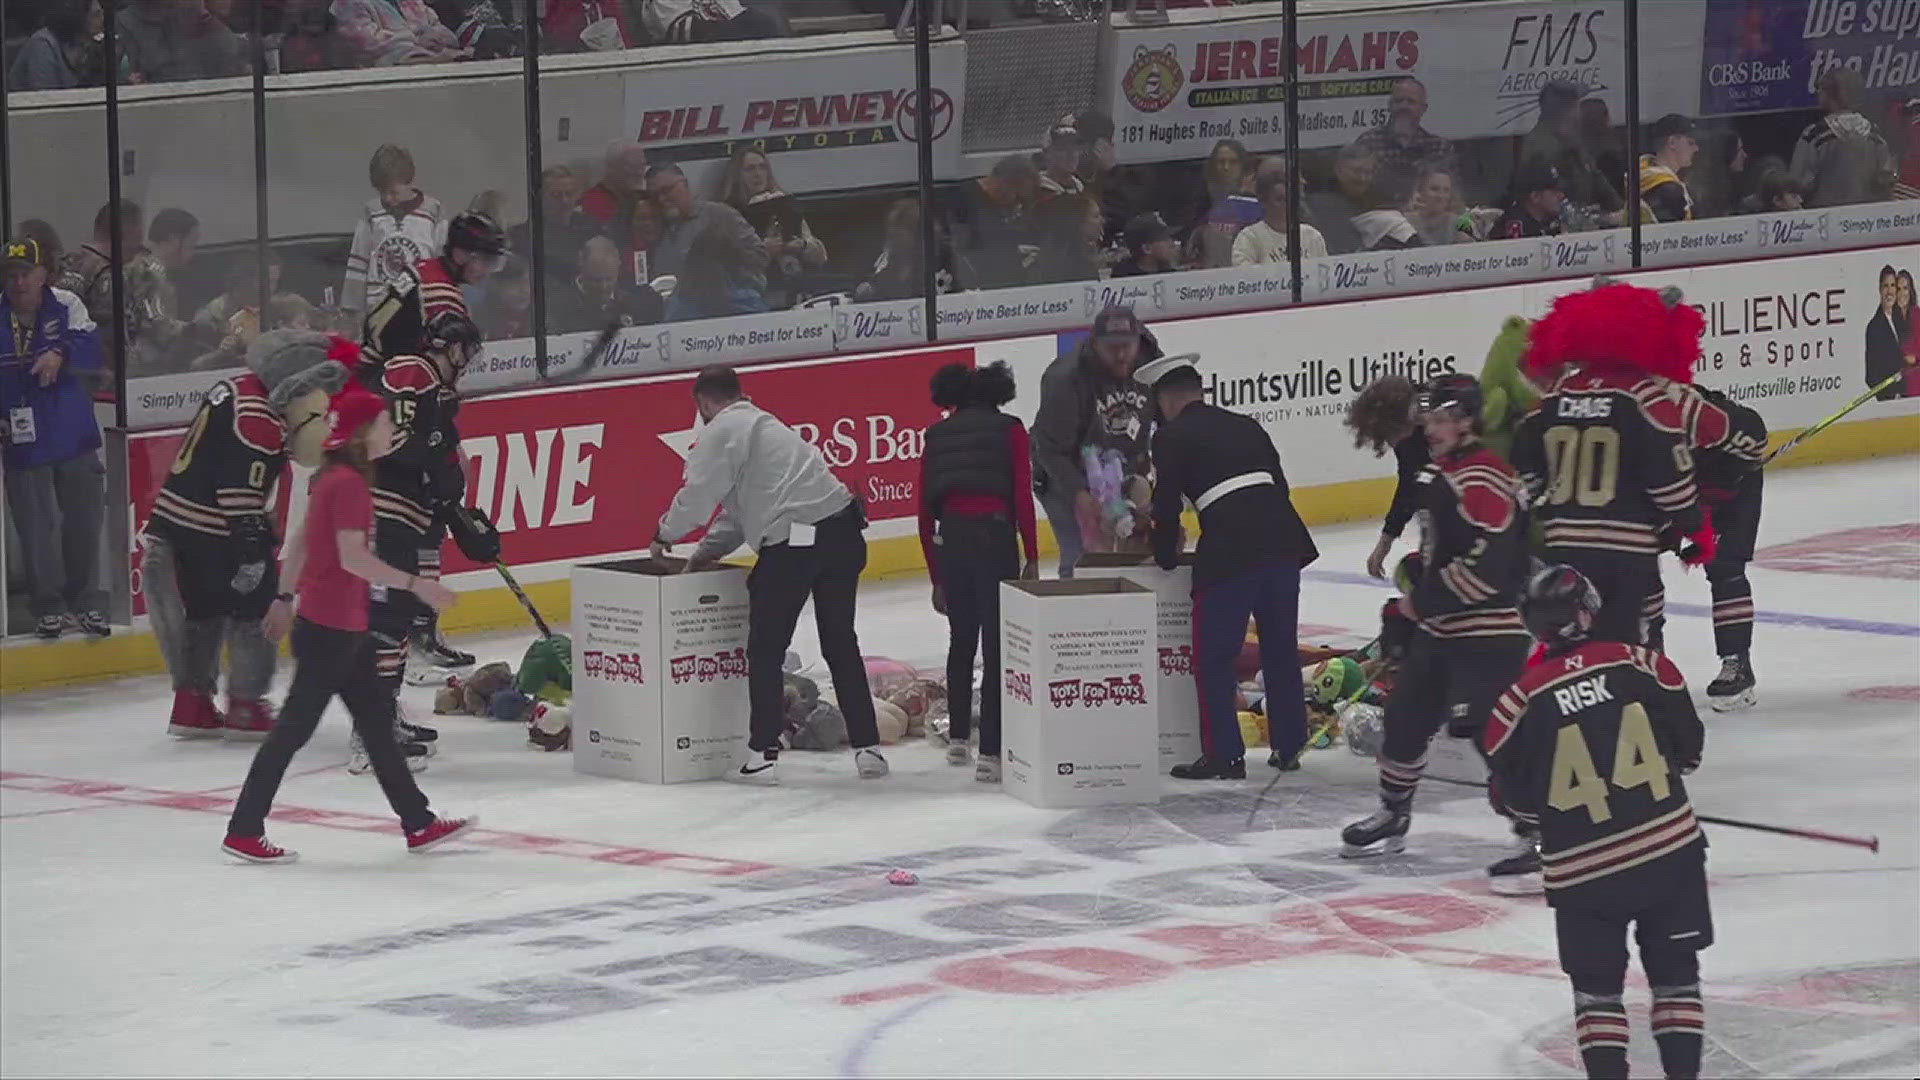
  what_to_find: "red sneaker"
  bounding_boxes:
[167,690,224,738]
[222,834,298,863]
[224,698,276,741]
[406,815,478,854]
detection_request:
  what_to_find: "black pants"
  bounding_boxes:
[747,510,880,753]
[1550,547,1660,646]
[938,514,1019,757]
[227,618,433,838]
[1707,478,1761,657]
[1378,629,1530,809]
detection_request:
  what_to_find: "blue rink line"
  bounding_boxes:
[1302,569,1920,639]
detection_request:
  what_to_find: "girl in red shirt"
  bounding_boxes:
[917,362,1040,784]
[223,383,473,863]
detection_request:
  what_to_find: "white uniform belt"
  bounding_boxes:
[1194,471,1273,513]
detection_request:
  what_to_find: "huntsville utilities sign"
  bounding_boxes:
[620,39,966,191]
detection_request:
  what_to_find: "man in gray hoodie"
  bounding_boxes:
[1790,66,1896,208]
[1029,306,1163,577]
[644,162,769,298]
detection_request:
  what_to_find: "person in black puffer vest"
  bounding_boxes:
[917,361,1040,784]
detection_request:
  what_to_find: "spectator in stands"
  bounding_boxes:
[477,255,534,339]
[580,140,649,229]
[637,0,787,44]
[543,0,633,50]
[430,0,519,57]
[948,154,1039,291]
[1037,121,1088,203]
[123,208,199,376]
[1491,162,1566,240]
[1304,143,1375,255]
[55,200,140,371]
[721,147,827,308]
[343,144,446,317]
[646,162,767,298]
[1179,138,1250,242]
[1112,213,1182,278]
[1029,194,1104,284]
[1893,96,1919,199]
[1790,66,1897,208]
[17,222,66,278]
[1406,165,1467,246]
[1638,114,1698,224]
[1349,77,1458,197]
[1577,97,1628,207]
[556,235,664,329]
[10,0,102,89]
[1233,171,1327,266]
[267,293,317,331]
[1520,80,1621,218]
[1190,152,1262,268]
[1,235,109,640]
[664,228,766,322]
[856,198,954,301]
[624,194,665,289]
[1738,159,1806,214]
[330,0,465,66]
[190,252,282,368]
[1684,129,1748,219]
[279,0,344,71]
[1071,109,1141,242]
[1352,181,1423,251]
[510,165,595,285]
[117,0,244,82]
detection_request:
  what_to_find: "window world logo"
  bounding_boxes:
[1539,235,1616,270]
[1757,215,1828,248]
[1318,256,1395,293]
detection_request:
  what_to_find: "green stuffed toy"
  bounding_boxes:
[518,634,573,705]
[1477,314,1539,462]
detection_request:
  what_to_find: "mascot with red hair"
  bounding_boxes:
[1510,281,1715,646]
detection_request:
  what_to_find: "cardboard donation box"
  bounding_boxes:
[571,558,749,783]
[1000,578,1159,808]
[1075,553,1201,770]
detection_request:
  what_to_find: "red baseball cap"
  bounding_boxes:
[322,384,386,451]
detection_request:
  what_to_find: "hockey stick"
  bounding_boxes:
[1762,371,1902,467]
[1422,774,1880,852]
[489,558,555,640]
[537,320,622,383]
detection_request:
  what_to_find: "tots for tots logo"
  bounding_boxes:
[1122,44,1184,113]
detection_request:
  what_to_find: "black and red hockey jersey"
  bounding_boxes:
[1510,366,1702,557]
[1484,641,1706,907]
[1408,443,1529,639]
[145,372,285,546]
[373,354,463,537]
[362,256,469,368]
[1680,385,1767,506]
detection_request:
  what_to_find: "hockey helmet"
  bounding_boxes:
[425,310,484,372]
[1419,373,1483,422]
[445,212,508,258]
[1521,563,1603,649]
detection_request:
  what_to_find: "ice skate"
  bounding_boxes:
[946,742,972,767]
[221,834,297,864]
[406,815,477,853]
[34,614,64,640]
[413,618,474,670]
[223,699,275,741]
[1488,824,1544,896]
[74,611,111,638]
[404,655,457,687]
[975,754,1001,783]
[1268,747,1302,772]
[855,746,890,779]
[1706,654,1756,712]
[167,690,224,738]
[1341,805,1411,858]
[348,730,429,775]
[396,704,438,756]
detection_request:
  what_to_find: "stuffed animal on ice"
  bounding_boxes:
[529,701,571,752]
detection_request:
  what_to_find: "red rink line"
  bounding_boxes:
[0,771,771,877]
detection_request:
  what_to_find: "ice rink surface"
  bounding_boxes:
[3,458,1917,1078]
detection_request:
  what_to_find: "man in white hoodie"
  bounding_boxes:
[1790,66,1896,209]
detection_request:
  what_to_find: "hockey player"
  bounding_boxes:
[1340,374,1539,894]
[1643,383,1768,708]
[146,330,352,739]
[1485,564,1710,1080]
[1511,283,1715,645]
[357,310,501,773]
[361,211,507,674]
